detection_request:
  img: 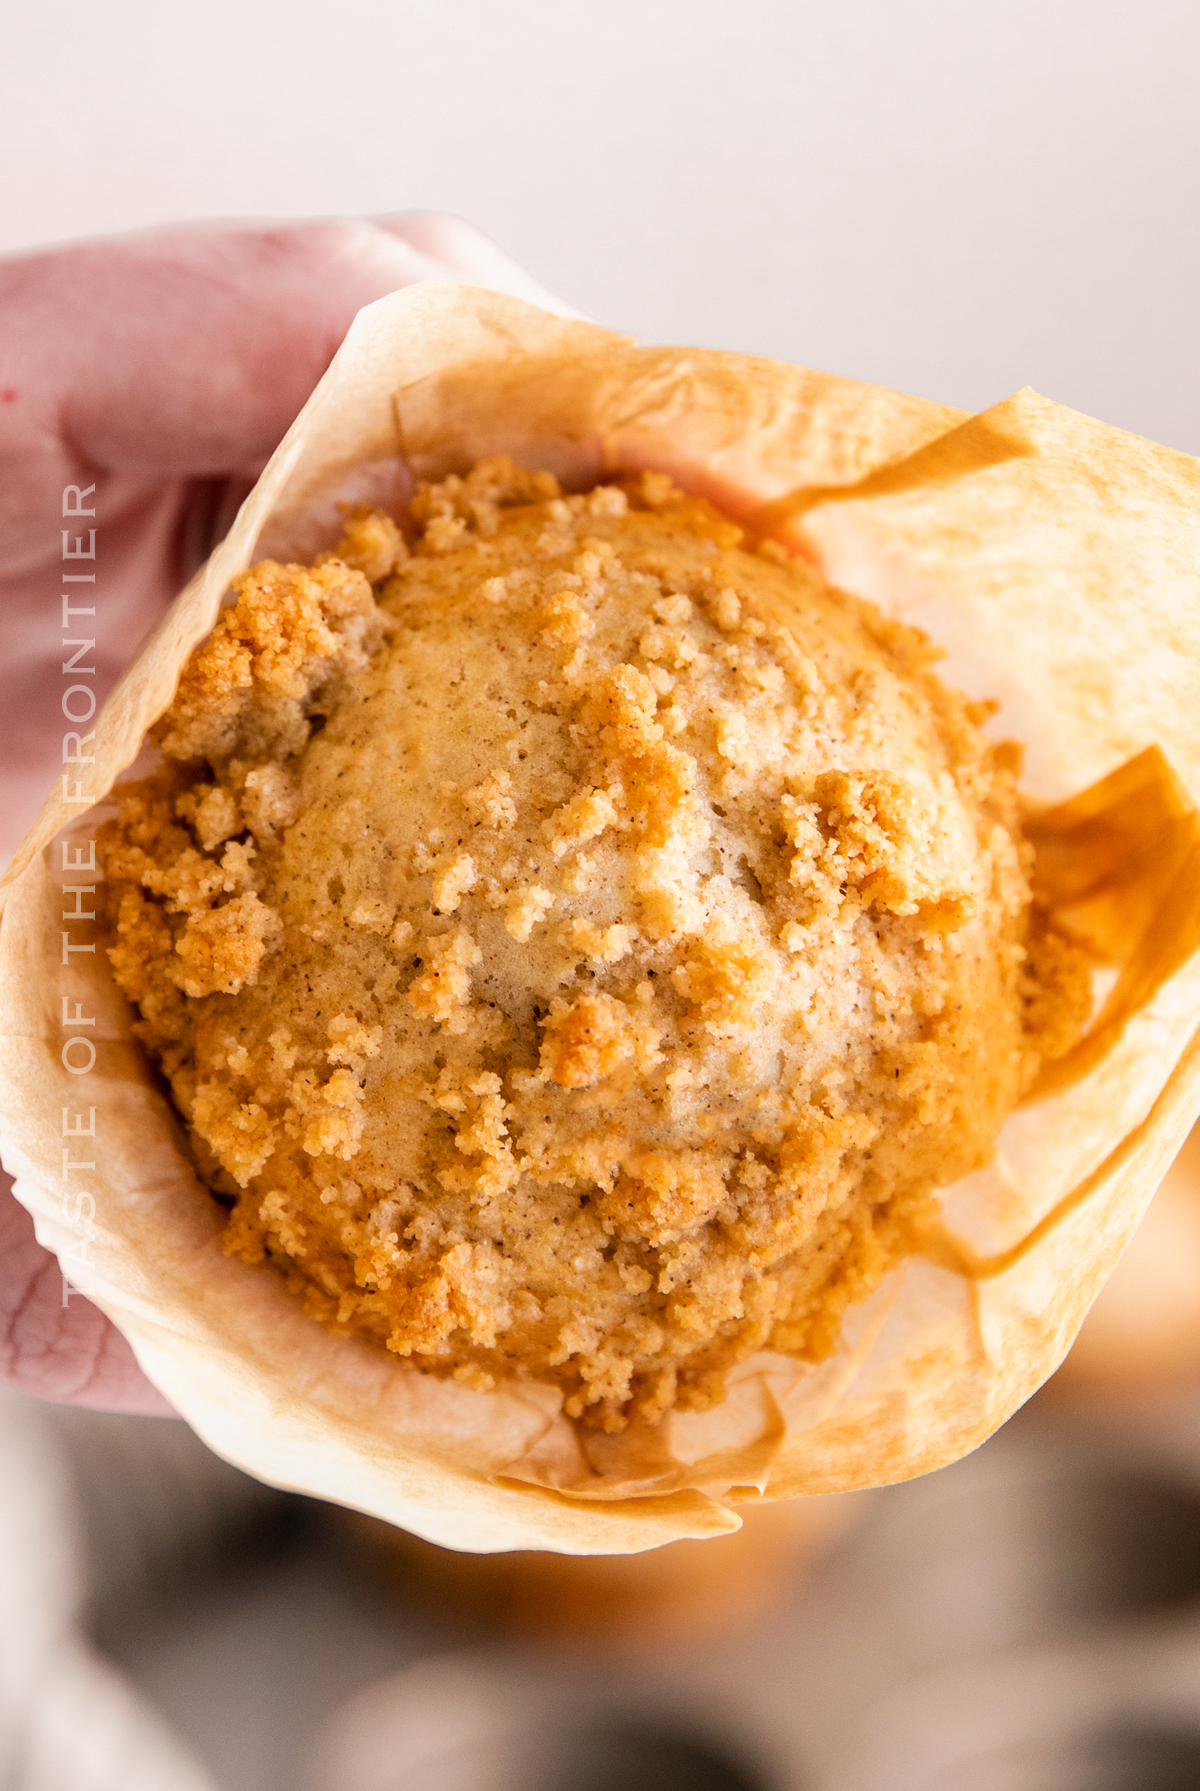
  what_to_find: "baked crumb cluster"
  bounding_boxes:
[99,459,1089,1428]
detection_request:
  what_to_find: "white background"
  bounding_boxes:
[3,0,1198,455]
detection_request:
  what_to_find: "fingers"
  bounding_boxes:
[0,1172,175,1416]
[1,219,438,480]
[0,214,565,492]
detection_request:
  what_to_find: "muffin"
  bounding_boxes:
[96,458,1088,1432]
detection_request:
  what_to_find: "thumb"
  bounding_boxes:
[374,211,584,319]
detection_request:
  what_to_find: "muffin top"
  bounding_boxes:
[99,458,1087,1429]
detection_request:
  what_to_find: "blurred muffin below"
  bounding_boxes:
[1049,1124,1200,1400]
[339,1494,854,1644]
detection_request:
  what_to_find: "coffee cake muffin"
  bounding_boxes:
[98,458,1088,1430]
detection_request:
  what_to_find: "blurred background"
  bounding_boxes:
[4,0,1200,455]
[4,2,1200,1787]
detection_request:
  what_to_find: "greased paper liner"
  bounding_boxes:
[2,286,1200,1552]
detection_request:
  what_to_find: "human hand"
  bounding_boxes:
[0,214,568,1412]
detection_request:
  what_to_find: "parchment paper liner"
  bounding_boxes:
[2,286,1199,1553]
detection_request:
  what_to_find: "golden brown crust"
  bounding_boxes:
[98,459,1090,1429]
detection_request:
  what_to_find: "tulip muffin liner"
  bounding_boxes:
[2,286,1198,1552]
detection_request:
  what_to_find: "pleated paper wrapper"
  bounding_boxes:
[2,285,1199,1554]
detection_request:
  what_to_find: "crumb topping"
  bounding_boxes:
[99,459,1090,1428]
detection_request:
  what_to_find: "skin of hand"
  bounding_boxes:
[0,214,571,1414]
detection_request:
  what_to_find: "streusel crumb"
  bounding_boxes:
[99,459,1090,1428]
